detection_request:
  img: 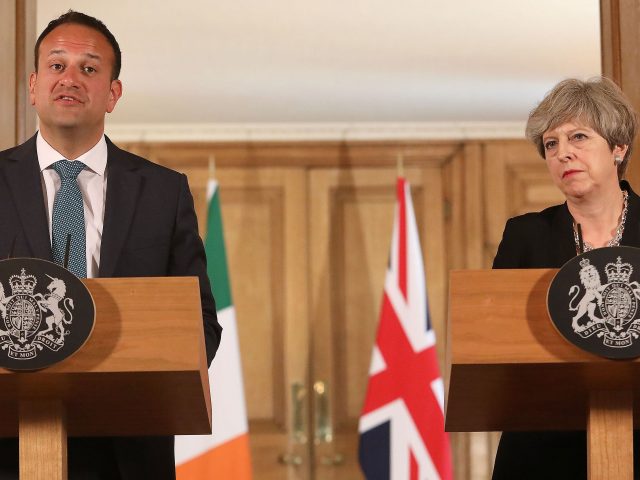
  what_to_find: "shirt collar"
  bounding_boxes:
[36,131,108,175]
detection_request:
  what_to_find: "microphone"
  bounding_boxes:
[6,234,17,259]
[576,224,585,254]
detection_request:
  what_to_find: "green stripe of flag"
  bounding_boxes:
[205,183,232,310]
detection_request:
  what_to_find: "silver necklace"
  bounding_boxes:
[573,190,629,253]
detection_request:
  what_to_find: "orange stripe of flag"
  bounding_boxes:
[176,434,252,479]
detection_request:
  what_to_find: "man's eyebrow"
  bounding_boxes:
[46,49,66,56]
[46,49,102,61]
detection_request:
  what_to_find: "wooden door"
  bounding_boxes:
[483,141,565,266]
[155,157,313,479]
[131,138,546,479]
[214,168,311,480]
[210,163,454,480]
[308,164,451,479]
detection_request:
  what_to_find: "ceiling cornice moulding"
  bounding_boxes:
[105,122,526,143]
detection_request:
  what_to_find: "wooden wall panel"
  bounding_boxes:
[601,0,640,189]
[0,1,17,151]
[121,137,571,479]
[339,183,396,419]
[220,169,310,480]
[308,161,451,479]
[146,149,311,479]
[483,141,564,267]
[479,139,568,479]
[16,0,36,143]
[0,0,36,150]
[444,142,495,480]
[118,141,463,169]
[222,187,284,420]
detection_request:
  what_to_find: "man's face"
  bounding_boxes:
[29,23,122,138]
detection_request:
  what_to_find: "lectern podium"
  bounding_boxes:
[0,277,211,480]
[447,269,636,479]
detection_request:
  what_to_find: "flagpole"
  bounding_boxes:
[396,153,404,179]
[208,154,216,181]
[175,150,253,479]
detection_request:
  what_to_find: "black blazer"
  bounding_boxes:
[491,181,640,479]
[0,135,222,479]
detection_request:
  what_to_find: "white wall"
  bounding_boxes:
[36,0,600,139]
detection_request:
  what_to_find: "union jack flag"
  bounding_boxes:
[359,177,453,480]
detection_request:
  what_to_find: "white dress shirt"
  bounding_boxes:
[36,132,108,278]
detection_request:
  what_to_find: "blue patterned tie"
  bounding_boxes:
[51,160,87,277]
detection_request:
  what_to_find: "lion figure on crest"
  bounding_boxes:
[36,275,74,341]
[569,261,605,332]
[0,282,7,320]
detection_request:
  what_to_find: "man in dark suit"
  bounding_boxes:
[0,10,222,479]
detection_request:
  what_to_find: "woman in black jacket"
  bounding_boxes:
[492,77,640,479]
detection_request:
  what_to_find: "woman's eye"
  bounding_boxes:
[544,140,557,150]
[572,133,587,141]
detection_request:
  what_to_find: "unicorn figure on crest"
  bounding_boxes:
[35,275,74,342]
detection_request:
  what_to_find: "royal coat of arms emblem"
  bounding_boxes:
[0,269,74,359]
[0,258,94,370]
[548,246,640,359]
[569,256,640,347]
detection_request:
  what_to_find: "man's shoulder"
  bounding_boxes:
[0,144,22,159]
[0,137,36,163]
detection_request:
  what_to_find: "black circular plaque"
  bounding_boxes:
[548,246,640,359]
[0,258,95,370]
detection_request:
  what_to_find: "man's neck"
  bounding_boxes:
[38,126,104,160]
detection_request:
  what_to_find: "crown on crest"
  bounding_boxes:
[605,256,633,283]
[9,269,36,295]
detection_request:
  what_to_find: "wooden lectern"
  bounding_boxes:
[447,269,637,479]
[0,277,212,480]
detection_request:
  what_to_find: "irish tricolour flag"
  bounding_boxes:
[175,180,253,479]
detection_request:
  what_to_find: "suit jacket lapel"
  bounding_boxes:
[2,136,52,260]
[99,139,142,278]
[550,202,577,267]
[621,181,640,248]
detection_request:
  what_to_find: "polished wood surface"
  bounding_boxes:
[20,401,66,480]
[14,0,36,143]
[0,277,211,437]
[478,140,569,476]
[0,0,35,150]
[601,0,640,189]
[447,268,640,432]
[0,0,17,151]
[588,390,633,480]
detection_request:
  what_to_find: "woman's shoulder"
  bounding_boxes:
[493,203,567,269]
[503,204,565,232]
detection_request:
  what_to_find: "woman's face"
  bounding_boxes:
[542,120,627,200]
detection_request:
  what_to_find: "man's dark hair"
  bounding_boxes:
[34,10,121,80]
